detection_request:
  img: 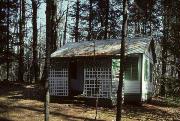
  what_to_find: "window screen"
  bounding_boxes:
[125,57,138,80]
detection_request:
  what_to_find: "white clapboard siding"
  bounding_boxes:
[49,69,68,96]
[142,81,148,101]
[124,80,140,93]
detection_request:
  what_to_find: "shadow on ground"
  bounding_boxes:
[0,81,113,107]
[0,81,44,101]
[0,117,13,121]
[0,82,179,121]
[149,96,180,108]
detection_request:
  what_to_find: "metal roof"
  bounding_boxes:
[51,36,153,58]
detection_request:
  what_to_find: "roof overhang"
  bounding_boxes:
[51,36,153,58]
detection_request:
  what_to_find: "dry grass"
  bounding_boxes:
[0,82,179,121]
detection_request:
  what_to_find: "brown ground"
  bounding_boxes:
[0,82,179,121]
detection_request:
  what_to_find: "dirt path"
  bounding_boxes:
[0,82,179,121]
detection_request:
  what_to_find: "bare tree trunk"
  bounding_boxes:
[75,0,80,42]
[6,0,10,81]
[87,0,92,41]
[45,1,50,120]
[161,38,167,96]
[63,1,69,45]
[116,0,128,121]
[32,0,39,82]
[41,0,57,82]
[18,0,25,82]
[177,54,180,95]
[45,0,57,120]
[104,0,109,39]
[176,9,180,97]
[50,0,57,53]
[160,0,169,96]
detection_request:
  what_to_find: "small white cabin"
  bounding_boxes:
[49,37,156,104]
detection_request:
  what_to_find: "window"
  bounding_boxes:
[125,57,138,80]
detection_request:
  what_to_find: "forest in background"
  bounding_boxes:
[0,0,180,120]
[0,0,180,119]
[1,0,179,96]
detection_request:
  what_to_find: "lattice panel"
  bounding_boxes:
[83,68,111,98]
[49,68,68,96]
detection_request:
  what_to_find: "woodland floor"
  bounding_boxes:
[0,82,180,121]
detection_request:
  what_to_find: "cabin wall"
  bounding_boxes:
[124,54,142,102]
[49,53,154,103]
[77,61,84,92]
[111,59,120,104]
[142,54,153,101]
[49,60,69,96]
[59,59,84,96]
[111,54,142,103]
[83,58,112,98]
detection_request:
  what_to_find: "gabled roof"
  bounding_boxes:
[51,36,153,58]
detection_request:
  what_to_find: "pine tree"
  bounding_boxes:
[18,0,26,82]
[74,0,80,42]
[63,0,69,45]
[0,0,18,81]
[116,0,127,120]
[87,0,92,41]
[45,0,57,120]
[32,0,39,82]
